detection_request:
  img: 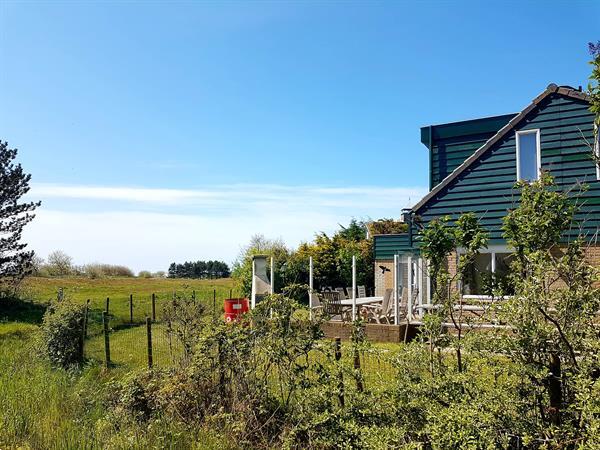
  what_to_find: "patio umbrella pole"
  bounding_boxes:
[352,255,356,321]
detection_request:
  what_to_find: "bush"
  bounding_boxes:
[138,270,152,278]
[39,300,85,368]
[81,263,134,278]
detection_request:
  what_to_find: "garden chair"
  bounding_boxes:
[321,291,349,322]
[357,285,367,298]
[335,287,347,299]
[346,286,353,298]
[362,288,395,324]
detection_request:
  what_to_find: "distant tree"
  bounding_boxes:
[168,260,230,279]
[46,250,73,276]
[0,141,40,286]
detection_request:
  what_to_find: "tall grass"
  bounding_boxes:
[0,324,237,449]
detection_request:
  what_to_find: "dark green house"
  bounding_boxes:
[373,84,599,307]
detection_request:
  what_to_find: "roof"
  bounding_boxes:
[412,84,592,213]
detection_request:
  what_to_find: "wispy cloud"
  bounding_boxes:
[32,183,426,211]
[25,183,427,272]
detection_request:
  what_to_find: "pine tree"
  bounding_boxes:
[0,141,40,286]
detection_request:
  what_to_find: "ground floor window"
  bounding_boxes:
[462,250,515,297]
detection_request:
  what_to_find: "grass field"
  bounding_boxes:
[20,276,238,329]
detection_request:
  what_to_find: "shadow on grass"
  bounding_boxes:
[0,295,48,324]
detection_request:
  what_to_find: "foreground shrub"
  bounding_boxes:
[39,300,85,368]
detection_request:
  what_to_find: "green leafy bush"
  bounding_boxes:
[39,300,85,368]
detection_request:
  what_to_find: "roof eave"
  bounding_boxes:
[410,84,591,214]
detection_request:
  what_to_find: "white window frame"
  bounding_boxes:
[455,245,513,300]
[516,129,541,182]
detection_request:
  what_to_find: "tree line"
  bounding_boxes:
[167,260,231,279]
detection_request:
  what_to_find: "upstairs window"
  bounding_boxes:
[516,129,541,182]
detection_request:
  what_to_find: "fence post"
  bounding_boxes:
[151,293,156,322]
[103,311,111,369]
[80,299,89,361]
[192,290,196,301]
[334,337,344,408]
[129,294,133,323]
[229,289,232,299]
[146,317,153,369]
[105,297,110,315]
[213,289,216,318]
[353,348,363,392]
[83,299,90,339]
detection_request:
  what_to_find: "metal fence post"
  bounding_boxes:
[102,311,111,368]
[129,294,133,323]
[83,299,90,339]
[146,317,153,369]
[151,293,156,322]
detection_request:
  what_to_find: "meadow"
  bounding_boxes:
[0,276,240,448]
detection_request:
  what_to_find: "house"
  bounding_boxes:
[374,84,600,312]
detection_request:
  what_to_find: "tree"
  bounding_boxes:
[0,141,40,286]
[46,250,73,276]
[500,174,600,434]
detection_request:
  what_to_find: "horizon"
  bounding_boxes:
[2,1,598,272]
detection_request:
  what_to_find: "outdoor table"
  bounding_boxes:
[339,296,383,307]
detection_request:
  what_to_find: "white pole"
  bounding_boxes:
[251,258,256,309]
[393,254,399,324]
[352,255,357,321]
[309,256,314,318]
[407,255,413,321]
[270,257,274,295]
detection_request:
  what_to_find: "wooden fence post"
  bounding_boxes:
[102,311,111,368]
[146,317,153,369]
[229,289,232,299]
[192,290,196,301]
[213,289,216,318]
[335,337,344,407]
[151,293,156,322]
[353,348,363,393]
[129,294,133,323]
[105,297,110,315]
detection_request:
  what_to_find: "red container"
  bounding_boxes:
[224,298,249,323]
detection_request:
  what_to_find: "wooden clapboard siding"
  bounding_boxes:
[414,93,599,246]
[373,233,412,261]
[424,113,517,189]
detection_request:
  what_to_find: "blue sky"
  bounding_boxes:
[1,1,598,271]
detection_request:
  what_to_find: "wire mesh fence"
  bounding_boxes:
[82,305,400,394]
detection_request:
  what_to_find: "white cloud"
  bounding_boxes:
[24,183,427,272]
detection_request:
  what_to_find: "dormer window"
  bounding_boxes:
[516,129,541,182]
